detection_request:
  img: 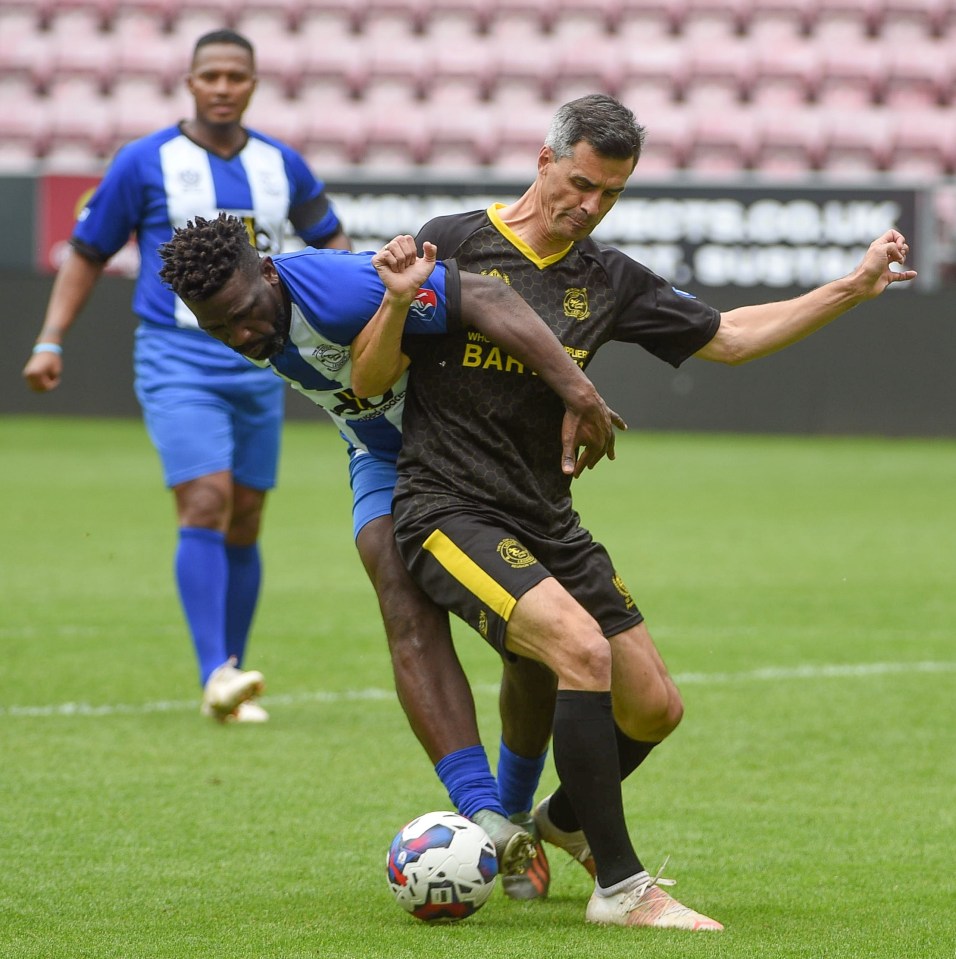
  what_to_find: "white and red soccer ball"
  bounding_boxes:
[386,811,498,922]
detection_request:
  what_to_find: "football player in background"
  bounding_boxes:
[22,30,350,723]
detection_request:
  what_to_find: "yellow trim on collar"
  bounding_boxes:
[487,203,573,269]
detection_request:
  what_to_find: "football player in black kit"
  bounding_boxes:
[352,94,916,928]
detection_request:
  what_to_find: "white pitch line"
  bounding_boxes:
[1,661,953,719]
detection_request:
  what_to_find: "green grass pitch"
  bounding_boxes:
[1,416,953,959]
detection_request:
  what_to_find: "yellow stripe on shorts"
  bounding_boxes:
[423,529,517,621]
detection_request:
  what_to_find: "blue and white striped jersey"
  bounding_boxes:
[253,246,456,462]
[72,123,343,367]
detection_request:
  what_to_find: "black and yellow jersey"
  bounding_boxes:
[393,205,721,538]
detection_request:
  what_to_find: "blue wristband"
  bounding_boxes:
[32,343,63,355]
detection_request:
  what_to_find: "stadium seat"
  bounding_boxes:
[485,45,555,104]
[299,31,369,100]
[817,105,895,172]
[891,107,956,176]
[421,100,499,169]
[618,39,691,104]
[744,4,805,44]
[0,13,57,93]
[811,3,877,43]
[359,0,426,42]
[685,37,756,103]
[882,39,954,108]
[635,107,692,170]
[552,35,627,102]
[617,0,686,35]
[241,77,308,149]
[44,9,119,93]
[44,75,116,156]
[752,105,827,172]
[684,104,760,173]
[0,75,52,155]
[678,0,749,41]
[232,0,309,31]
[549,3,615,43]
[613,4,676,45]
[362,101,432,170]
[483,1,552,44]
[301,94,369,168]
[0,139,41,172]
[40,139,111,173]
[752,39,821,105]
[113,15,184,96]
[878,0,950,37]
[816,39,887,108]
[423,4,483,46]
[111,75,189,145]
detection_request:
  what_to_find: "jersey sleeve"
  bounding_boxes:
[280,146,344,247]
[275,249,453,343]
[70,141,146,261]
[600,246,721,367]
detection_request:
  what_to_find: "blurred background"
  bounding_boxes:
[2,0,954,434]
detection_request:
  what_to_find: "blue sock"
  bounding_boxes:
[175,527,228,687]
[225,543,261,667]
[435,746,506,819]
[497,739,548,816]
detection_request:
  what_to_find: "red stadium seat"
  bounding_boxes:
[816,39,888,108]
[817,105,896,172]
[44,75,116,156]
[618,38,691,103]
[891,107,956,176]
[0,75,53,154]
[751,104,827,172]
[684,104,760,173]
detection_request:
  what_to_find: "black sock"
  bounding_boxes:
[552,689,643,887]
[548,728,658,833]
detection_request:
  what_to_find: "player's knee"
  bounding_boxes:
[616,686,684,741]
[554,631,613,691]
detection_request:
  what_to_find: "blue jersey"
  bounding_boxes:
[252,247,459,462]
[72,123,343,370]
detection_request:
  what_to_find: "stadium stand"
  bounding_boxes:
[1,0,955,178]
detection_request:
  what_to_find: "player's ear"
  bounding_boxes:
[537,145,553,174]
[260,256,279,284]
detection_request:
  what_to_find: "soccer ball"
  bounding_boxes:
[386,811,498,922]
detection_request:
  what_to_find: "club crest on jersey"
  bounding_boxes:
[481,268,511,286]
[497,539,538,569]
[178,168,203,191]
[409,288,438,323]
[311,343,349,372]
[564,287,590,321]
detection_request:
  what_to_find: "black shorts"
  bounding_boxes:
[393,504,644,657]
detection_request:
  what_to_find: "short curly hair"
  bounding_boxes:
[158,212,258,301]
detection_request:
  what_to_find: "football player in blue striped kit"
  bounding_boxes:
[22,30,350,723]
[157,213,622,883]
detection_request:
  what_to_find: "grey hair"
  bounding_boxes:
[544,94,645,165]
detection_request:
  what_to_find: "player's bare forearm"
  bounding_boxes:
[459,273,626,474]
[22,250,104,392]
[350,237,437,398]
[697,229,917,365]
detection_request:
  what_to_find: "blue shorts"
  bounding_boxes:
[134,324,285,490]
[348,449,397,540]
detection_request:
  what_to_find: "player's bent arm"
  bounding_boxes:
[349,292,414,397]
[22,250,105,392]
[458,273,627,475]
[458,273,607,412]
[351,236,438,398]
[695,229,918,366]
